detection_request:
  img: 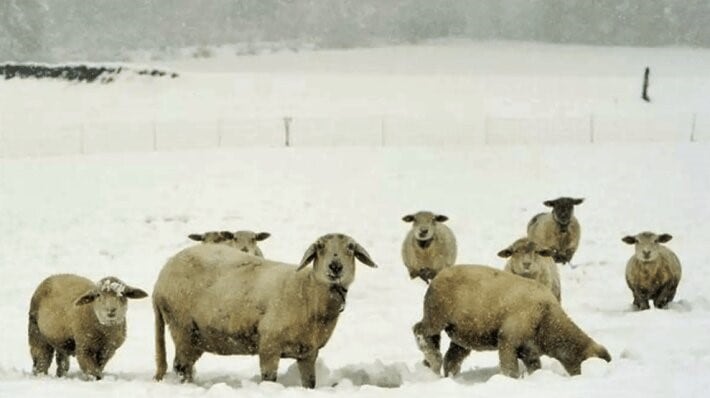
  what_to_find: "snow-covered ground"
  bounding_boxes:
[1,41,710,158]
[1,41,710,397]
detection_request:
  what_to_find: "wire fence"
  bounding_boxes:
[0,113,705,158]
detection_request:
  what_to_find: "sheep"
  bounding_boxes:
[527,197,584,264]
[413,265,610,378]
[152,233,377,388]
[401,211,457,283]
[622,232,682,310]
[188,230,270,257]
[28,274,148,379]
[498,237,561,302]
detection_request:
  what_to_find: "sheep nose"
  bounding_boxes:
[329,262,343,274]
[523,262,532,269]
[107,309,117,317]
[419,229,429,236]
[642,250,651,259]
[241,247,249,253]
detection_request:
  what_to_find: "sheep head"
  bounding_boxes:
[622,231,672,263]
[298,234,377,287]
[498,238,553,278]
[402,211,449,247]
[74,277,148,326]
[543,197,583,227]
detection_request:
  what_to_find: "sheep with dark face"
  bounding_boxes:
[28,274,148,379]
[527,197,584,264]
[153,233,377,388]
[401,211,457,283]
[499,238,561,302]
[188,230,270,257]
[413,265,610,379]
[623,232,682,310]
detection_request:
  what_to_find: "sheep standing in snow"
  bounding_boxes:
[401,211,457,283]
[28,274,148,379]
[188,230,270,257]
[413,265,610,378]
[623,232,682,310]
[527,197,584,264]
[499,237,561,302]
[153,233,377,388]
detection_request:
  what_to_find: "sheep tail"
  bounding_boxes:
[153,301,167,381]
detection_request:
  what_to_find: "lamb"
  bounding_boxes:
[401,211,457,283]
[498,237,561,302]
[413,265,610,378]
[622,232,682,310]
[28,274,148,379]
[152,233,377,388]
[527,197,584,264]
[188,230,270,257]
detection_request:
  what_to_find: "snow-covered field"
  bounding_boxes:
[1,41,710,397]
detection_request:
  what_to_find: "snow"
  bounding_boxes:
[1,41,710,397]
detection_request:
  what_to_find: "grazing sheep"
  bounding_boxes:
[188,230,270,257]
[623,232,682,310]
[527,197,584,264]
[401,211,457,282]
[153,233,377,388]
[498,238,561,302]
[28,274,148,379]
[413,265,610,378]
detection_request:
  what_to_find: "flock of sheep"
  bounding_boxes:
[27,196,683,388]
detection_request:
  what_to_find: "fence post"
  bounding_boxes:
[152,121,157,151]
[589,113,595,144]
[78,123,85,154]
[690,113,697,142]
[217,118,223,148]
[283,116,292,147]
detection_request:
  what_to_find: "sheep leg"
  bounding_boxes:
[29,342,53,376]
[443,342,470,377]
[631,291,650,310]
[412,321,442,374]
[76,348,103,380]
[497,333,522,378]
[653,282,678,309]
[517,345,541,374]
[172,347,202,383]
[296,352,318,388]
[258,349,280,382]
[55,351,70,377]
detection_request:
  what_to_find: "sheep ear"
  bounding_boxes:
[537,248,554,257]
[622,236,637,244]
[543,200,555,207]
[188,234,204,241]
[256,232,271,241]
[497,248,513,258]
[220,231,234,240]
[572,198,585,205]
[124,287,148,299]
[352,242,377,268]
[434,214,449,222]
[402,214,415,223]
[75,290,99,306]
[656,234,673,243]
[298,243,317,270]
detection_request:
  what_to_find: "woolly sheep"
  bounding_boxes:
[28,274,148,379]
[498,237,561,302]
[527,197,584,264]
[152,233,377,388]
[188,230,270,257]
[622,232,682,310]
[401,211,457,282]
[413,265,610,378]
